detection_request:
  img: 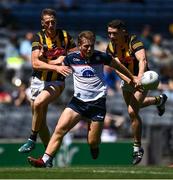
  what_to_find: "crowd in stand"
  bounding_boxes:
[0,0,173,142]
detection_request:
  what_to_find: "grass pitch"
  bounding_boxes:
[1,166,173,179]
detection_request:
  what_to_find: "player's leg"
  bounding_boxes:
[38,85,64,149]
[87,121,103,159]
[28,107,81,167]
[18,84,64,153]
[86,97,106,159]
[141,94,168,116]
[38,105,49,148]
[123,89,146,165]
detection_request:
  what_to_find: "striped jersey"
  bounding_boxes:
[64,50,112,102]
[32,29,76,81]
[106,34,148,75]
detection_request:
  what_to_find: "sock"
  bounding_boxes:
[155,96,161,105]
[133,141,141,152]
[29,130,38,142]
[42,153,53,163]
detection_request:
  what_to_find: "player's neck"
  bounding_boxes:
[45,30,56,39]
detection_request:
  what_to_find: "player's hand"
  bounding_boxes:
[129,76,142,89]
[132,76,145,91]
[55,65,72,77]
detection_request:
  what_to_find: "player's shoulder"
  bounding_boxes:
[94,50,110,58]
[67,50,80,58]
[32,31,42,42]
[56,28,70,35]
[35,30,45,39]
[64,51,81,65]
[93,50,112,64]
[129,34,140,42]
[93,50,106,56]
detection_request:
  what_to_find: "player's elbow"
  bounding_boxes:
[143,58,148,70]
[32,59,41,69]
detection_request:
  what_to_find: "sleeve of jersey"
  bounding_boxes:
[131,35,144,53]
[63,56,70,66]
[103,53,112,65]
[32,34,42,51]
[106,47,111,55]
[106,44,116,58]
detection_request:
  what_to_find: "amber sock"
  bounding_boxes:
[133,141,141,152]
[155,96,161,105]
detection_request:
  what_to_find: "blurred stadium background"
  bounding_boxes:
[1,0,173,167]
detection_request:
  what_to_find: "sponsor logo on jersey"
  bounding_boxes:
[73,58,81,62]
[81,67,95,77]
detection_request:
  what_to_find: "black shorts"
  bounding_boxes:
[67,96,106,122]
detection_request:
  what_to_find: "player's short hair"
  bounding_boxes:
[41,8,57,20]
[78,31,96,45]
[107,19,126,30]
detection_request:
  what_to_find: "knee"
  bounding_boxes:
[33,99,43,110]
[128,107,138,119]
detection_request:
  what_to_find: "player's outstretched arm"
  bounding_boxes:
[110,57,135,84]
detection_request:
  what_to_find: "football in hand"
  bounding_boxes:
[141,70,159,90]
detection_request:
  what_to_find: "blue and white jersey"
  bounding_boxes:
[64,50,112,102]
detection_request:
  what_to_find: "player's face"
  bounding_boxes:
[79,38,95,58]
[42,15,56,34]
[108,27,123,43]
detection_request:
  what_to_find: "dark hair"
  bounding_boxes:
[107,19,126,30]
[78,31,96,44]
[41,8,57,20]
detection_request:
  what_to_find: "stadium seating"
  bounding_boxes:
[8,0,173,35]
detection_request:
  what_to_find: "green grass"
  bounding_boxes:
[1,166,173,179]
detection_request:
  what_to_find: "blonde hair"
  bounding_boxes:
[78,31,96,45]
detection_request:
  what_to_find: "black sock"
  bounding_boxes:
[29,130,38,142]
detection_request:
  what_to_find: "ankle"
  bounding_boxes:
[29,130,38,142]
[42,153,53,163]
[155,96,161,105]
[133,142,141,152]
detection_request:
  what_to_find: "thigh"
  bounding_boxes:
[55,107,81,134]
[133,90,148,105]
[123,88,148,105]
[30,76,65,104]
[34,84,64,106]
[122,89,134,106]
[123,89,148,113]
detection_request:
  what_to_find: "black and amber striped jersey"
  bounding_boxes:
[32,29,76,81]
[106,34,147,76]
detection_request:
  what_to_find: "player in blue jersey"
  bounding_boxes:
[27,30,137,167]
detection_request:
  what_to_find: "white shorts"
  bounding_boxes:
[30,76,65,101]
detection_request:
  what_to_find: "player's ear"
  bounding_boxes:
[122,28,128,35]
[78,43,81,49]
